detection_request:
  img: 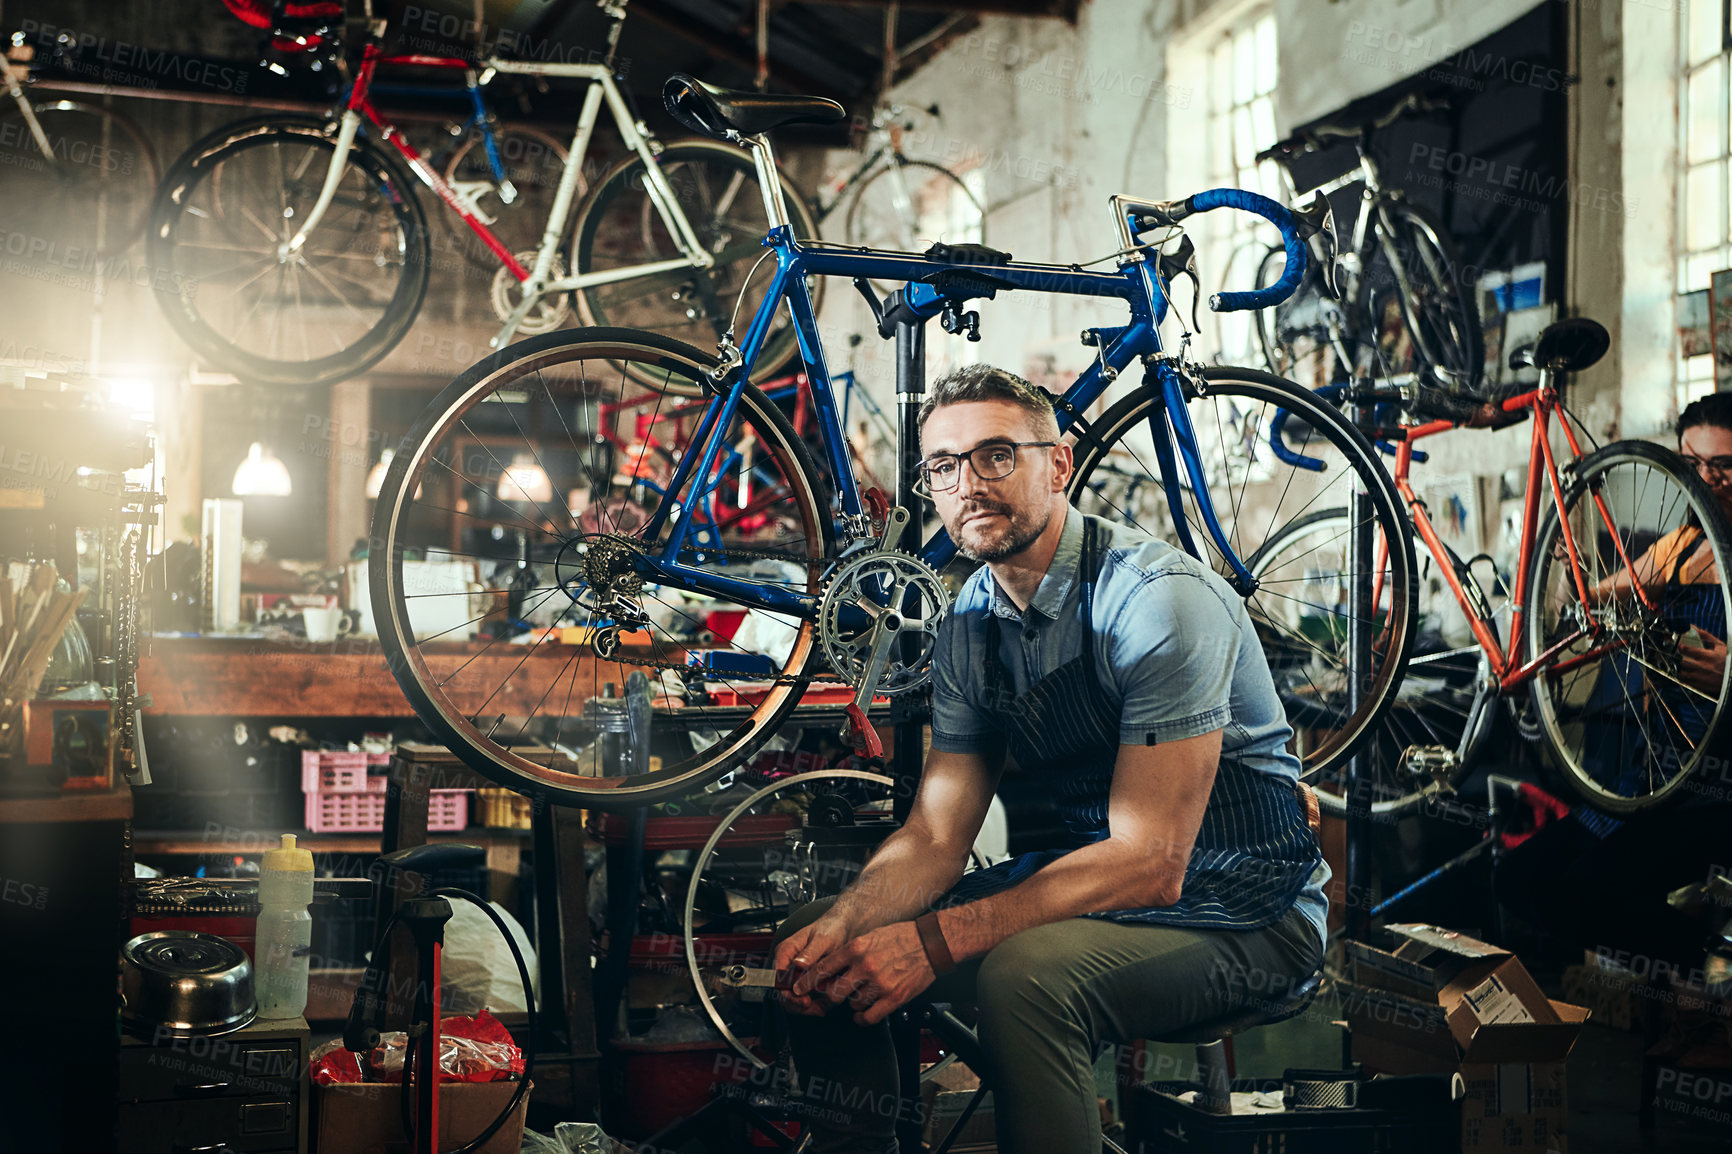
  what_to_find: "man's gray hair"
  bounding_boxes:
[917,364,1060,442]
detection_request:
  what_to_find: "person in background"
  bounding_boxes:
[1497,394,1732,984]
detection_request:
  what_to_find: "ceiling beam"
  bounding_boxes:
[627,0,861,101]
[802,0,1079,20]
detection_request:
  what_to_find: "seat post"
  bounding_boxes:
[744,135,791,232]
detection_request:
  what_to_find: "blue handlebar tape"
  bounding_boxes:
[1189,188,1305,313]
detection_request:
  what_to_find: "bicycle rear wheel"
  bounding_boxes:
[147,115,429,387]
[370,328,834,808]
[1525,440,1732,813]
[444,123,574,272]
[844,158,983,295]
[570,140,820,390]
[1366,201,1483,393]
[0,98,159,258]
[1067,367,1417,780]
[1246,508,1499,817]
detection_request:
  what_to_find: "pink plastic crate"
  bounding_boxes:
[303,788,468,833]
[301,750,394,793]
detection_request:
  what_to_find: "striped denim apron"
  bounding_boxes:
[942,521,1322,931]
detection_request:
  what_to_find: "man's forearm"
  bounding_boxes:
[934,837,1179,962]
[828,824,968,935]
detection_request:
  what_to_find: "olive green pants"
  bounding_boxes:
[771,898,1322,1154]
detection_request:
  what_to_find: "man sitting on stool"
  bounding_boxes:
[772,365,1329,1154]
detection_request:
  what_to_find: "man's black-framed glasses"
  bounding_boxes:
[915,441,1059,495]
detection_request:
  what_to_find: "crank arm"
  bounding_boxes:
[877,505,911,553]
[719,964,787,990]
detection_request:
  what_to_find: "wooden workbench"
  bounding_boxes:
[137,634,665,717]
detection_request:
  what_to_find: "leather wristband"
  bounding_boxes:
[915,911,956,976]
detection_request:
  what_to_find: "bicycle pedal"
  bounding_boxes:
[1400,745,1459,786]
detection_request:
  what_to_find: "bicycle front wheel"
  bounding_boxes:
[1067,367,1417,780]
[1525,441,1732,813]
[147,116,430,387]
[570,141,821,390]
[370,328,834,808]
[0,98,160,258]
[1247,508,1498,817]
[845,159,983,294]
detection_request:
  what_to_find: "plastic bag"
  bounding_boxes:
[519,1122,615,1154]
[309,1011,524,1084]
[441,899,539,1016]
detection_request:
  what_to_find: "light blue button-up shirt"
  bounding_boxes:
[932,508,1329,948]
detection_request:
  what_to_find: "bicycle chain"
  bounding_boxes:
[583,537,859,687]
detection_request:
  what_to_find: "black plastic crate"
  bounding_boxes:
[1128,1080,1456,1154]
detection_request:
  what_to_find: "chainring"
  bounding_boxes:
[491,250,572,334]
[818,549,949,695]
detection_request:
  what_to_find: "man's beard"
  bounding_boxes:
[948,498,1053,563]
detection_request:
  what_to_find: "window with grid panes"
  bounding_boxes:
[1680,0,1732,403]
[1198,10,1279,369]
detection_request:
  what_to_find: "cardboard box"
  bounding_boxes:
[1341,925,1589,1154]
[1350,923,1512,1003]
[1461,1061,1567,1154]
[1559,952,1654,1034]
[921,1061,995,1150]
[312,1079,529,1154]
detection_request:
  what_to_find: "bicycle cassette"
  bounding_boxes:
[818,549,950,695]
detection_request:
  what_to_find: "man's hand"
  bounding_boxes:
[794,921,936,1026]
[772,913,855,1017]
[1677,628,1729,696]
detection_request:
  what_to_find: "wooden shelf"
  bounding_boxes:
[132,827,532,855]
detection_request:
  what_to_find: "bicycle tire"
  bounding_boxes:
[682,768,895,1071]
[1246,507,1499,817]
[844,158,984,295]
[1525,440,1732,814]
[1066,367,1417,780]
[370,327,835,808]
[147,115,430,387]
[0,98,160,258]
[569,140,820,391]
[1368,199,1483,394]
[443,122,575,273]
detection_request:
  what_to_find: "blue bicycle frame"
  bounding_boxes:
[625,180,1311,624]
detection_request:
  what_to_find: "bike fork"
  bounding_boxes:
[1154,365,1258,594]
[282,109,363,259]
[1,58,54,160]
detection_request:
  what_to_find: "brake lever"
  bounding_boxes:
[1291,192,1341,298]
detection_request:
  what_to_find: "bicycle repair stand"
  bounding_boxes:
[1345,396,1377,942]
[1365,775,1530,933]
[876,278,953,1154]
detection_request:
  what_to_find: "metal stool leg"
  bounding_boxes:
[1194,1037,1232,1115]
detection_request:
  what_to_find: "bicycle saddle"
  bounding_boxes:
[1521,316,1610,374]
[663,74,846,140]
